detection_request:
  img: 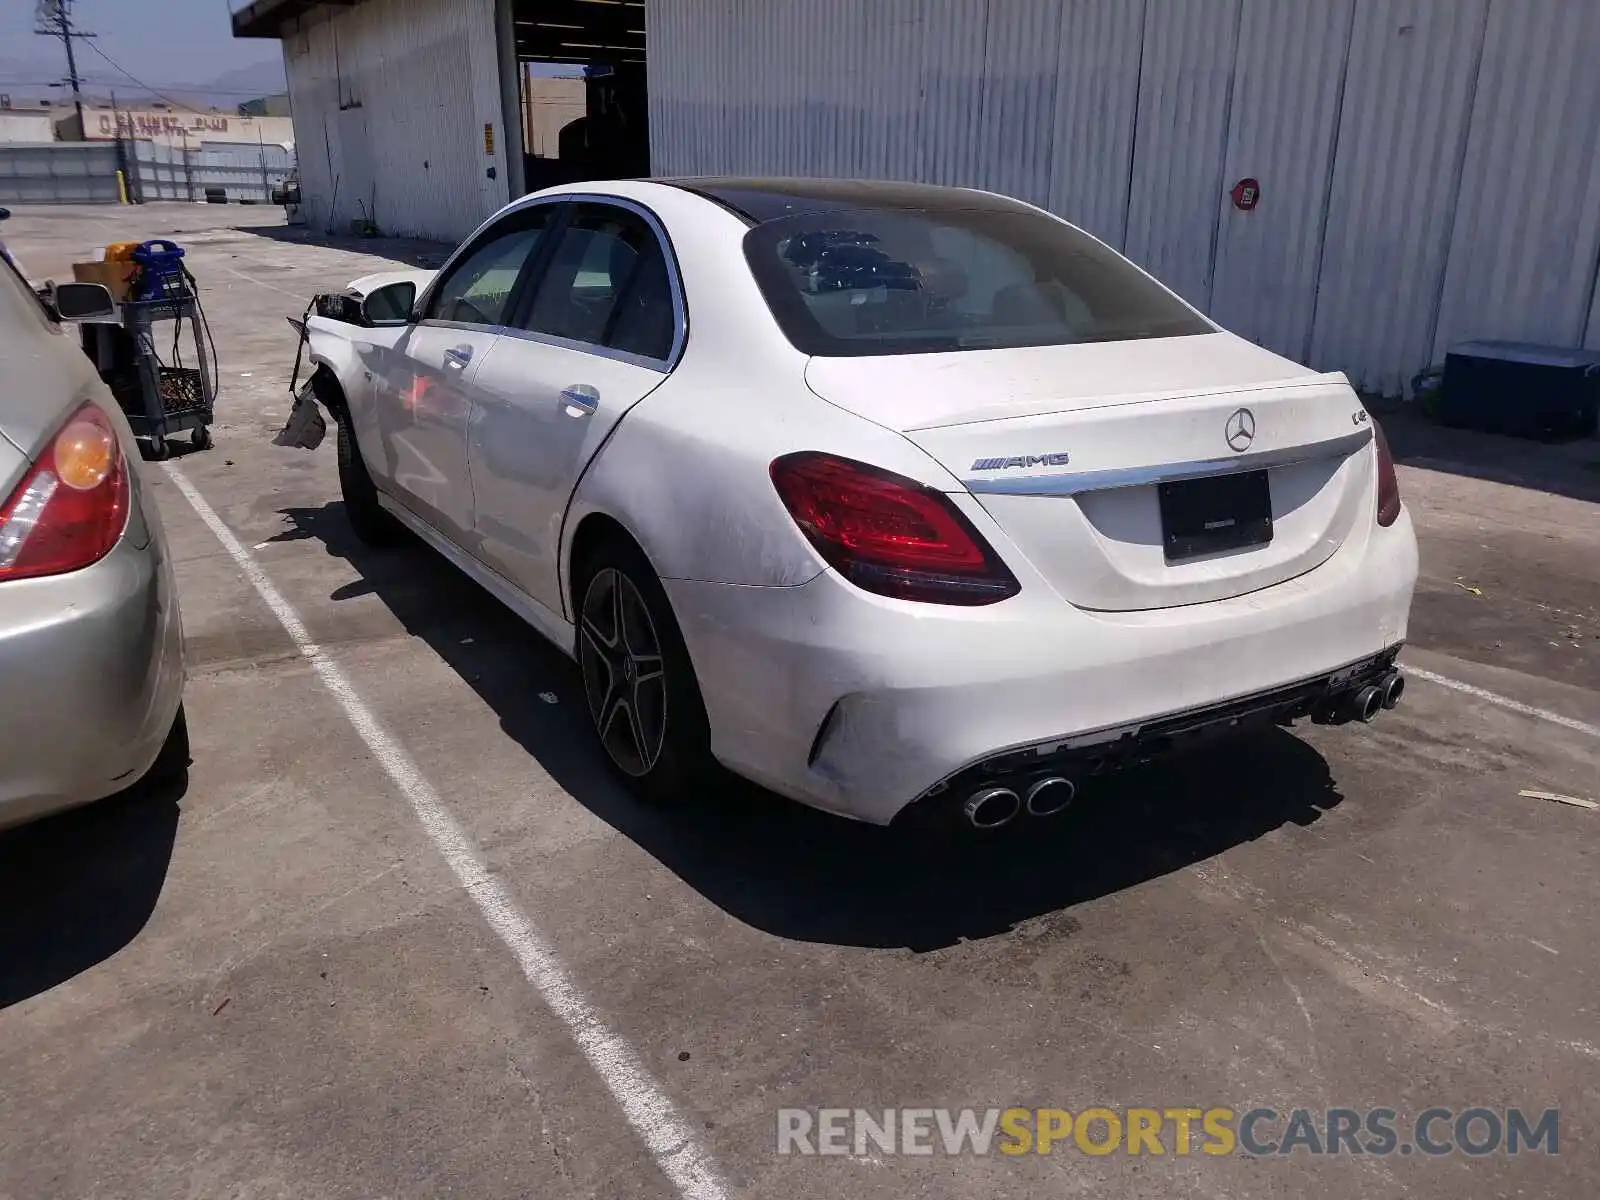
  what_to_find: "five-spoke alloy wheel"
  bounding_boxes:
[579,566,668,778]
[575,541,711,801]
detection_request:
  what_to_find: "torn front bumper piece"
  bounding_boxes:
[273,302,347,450]
[273,384,327,450]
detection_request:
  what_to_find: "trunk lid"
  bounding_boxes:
[804,334,1375,612]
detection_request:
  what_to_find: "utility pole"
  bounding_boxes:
[34,0,96,137]
[110,88,133,203]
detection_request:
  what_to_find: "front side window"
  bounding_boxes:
[743,205,1214,356]
[426,209,553,327]
[520,203,677,362]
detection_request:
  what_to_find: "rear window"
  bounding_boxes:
[742,205,1213,357]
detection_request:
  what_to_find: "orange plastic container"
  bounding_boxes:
[104,241,141,263]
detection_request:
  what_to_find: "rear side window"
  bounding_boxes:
[519,203,677,362]
[743,205,1213,356]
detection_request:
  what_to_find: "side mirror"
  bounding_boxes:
[53,282,117,321]
[361,280,417,327]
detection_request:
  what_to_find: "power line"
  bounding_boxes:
[79,38,200,113]
[0,79,281,97]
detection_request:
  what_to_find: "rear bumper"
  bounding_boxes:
[0,497,185,830]
[667,508,1417,825]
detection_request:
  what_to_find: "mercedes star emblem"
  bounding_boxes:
[1225,407,1257,453]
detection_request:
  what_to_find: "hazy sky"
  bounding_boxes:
[0,0,281,91]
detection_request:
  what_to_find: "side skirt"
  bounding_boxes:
[375,492,577,659]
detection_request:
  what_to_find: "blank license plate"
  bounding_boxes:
[1159,470,1273,561]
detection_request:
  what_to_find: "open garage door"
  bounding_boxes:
[512,0,649,191]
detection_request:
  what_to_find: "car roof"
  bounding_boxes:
[655,177,1039,225]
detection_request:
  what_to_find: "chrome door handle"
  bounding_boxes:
[443,345,473,367]
[560,384,599,414]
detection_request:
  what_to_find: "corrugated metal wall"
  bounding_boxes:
[1121,0,1241,309]
[1431,0,1600,358]
[0,139,295,206]
[974,0,1064,207]
[280,0,508,241]
[1208,0,1354,361]
[652,0,1600,395]
[130,141,297,204]
[1044,0,1144,250]
[1308,0,1488,398]
[0,143,121,205]
[916,0,990,187]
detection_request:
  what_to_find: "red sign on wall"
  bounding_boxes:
[1231,178,1262,211]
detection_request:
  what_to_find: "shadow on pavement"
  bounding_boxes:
[232,223,450,272]
[279,500,1344,952]
[0,771,185,1009]
[1372,403,1600,505]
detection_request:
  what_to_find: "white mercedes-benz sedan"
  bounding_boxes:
[291,177,1417,831]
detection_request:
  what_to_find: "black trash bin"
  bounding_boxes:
[1440,341,1600,441]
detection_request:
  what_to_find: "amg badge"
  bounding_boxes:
[970,452,1071,471]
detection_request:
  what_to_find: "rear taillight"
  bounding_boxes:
[769,451,1020,605]
[1372,417,1401,527]
[0,401,130,582]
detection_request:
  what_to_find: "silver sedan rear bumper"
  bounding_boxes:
[0,491,184,829]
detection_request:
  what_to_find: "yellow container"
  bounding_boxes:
[104,241,141,263]
[72,260,139,301]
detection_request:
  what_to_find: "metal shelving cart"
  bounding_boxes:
[80,291,217,459]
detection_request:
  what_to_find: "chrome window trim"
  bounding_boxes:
[961,427,1373,496]
[492,324,672,375]
[420,318,512,337]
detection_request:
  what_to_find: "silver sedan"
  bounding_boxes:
[0,263,186,830]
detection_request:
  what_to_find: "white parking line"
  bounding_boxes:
[218,261,305,300]
[1406,665,1600,740]
[161,464,730,1200]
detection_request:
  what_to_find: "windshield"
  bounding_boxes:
[743,205,1214,357]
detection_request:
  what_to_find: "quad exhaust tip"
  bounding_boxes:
[1354,671,1405,723]
[963,787,1021,830]
[1381,671,1405,710]
[963,779,1078,829]
[1025,777,1076,818]
[1313,669,1406,725]
[1353,684,1384,723]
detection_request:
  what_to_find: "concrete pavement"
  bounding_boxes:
[2,203,1596,1200]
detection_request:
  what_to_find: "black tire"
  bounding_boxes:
[145,435,170,462]
[336,418,402,546]
[144,703,190,786]
[191,425,213,451]
[574,539,713,804]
